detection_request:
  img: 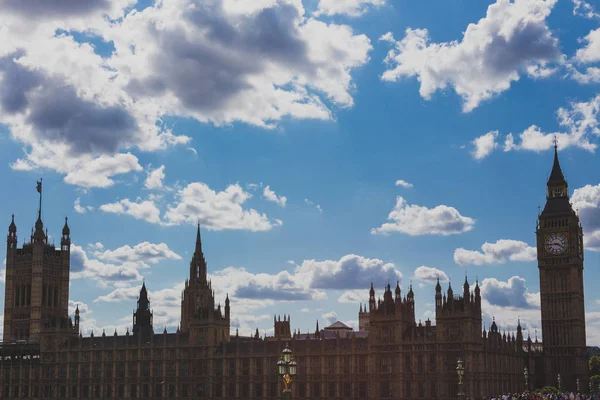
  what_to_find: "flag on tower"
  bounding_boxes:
[36,180,42,193]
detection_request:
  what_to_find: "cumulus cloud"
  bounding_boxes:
[571,27,600,83]
[104,0,371,125]
[0,0,134,19]
[571,183,600,251]
[263,185,287,207]
[454,239,536,266]
[322,311,338,326]
[291,254,402,290]
[380,0,561,112]
[395,179,413,188]
[145,165,166,190]
[100,198,162,225]
[70,244,144,286]
[371,197,475,236]
[472,131,498,160]
[501,95,600,153]
[413,266,449,284]
[74,198,94,214]
[316,0,385,17]
[93,242,181,266]
[0,0,371,187]
[165,182,282,231]
[338,290,370,304]
[481,276,540,309]
[575,28,600,64]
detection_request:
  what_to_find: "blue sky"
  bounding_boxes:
[1,0,600,344]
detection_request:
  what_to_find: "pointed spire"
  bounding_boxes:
[62,216,70,236]
[195,221,203,254]
[315,319,319,333]
[548,136,566,185]
[8,214,16,234]
[435,276,441,292]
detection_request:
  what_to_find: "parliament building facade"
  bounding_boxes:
[0,147,588,399]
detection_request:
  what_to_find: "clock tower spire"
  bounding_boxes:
[536,143,587,392]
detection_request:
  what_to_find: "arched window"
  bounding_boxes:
[21,285,26,307]
[15,285,21,307]
[42,285,46,306]
[27,285,31,305]
[54,287,58,308]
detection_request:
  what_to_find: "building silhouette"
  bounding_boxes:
[0,148,588,399]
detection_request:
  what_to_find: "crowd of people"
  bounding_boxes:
[479,393,599,400]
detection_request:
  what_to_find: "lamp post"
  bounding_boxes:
[557,374,561,392]
[576,378,580,393]
[456,358,465,400]
[277,342,297,400]
[589,381,592,396]
[523,367,529,392]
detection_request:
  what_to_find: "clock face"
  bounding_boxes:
[545,233,567,255]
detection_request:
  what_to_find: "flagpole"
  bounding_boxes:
[37,178,42,220]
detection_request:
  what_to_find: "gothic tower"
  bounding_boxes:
[3,181,71,342]
[537,144,587,391]
[180,225,230,345]
[132,281,154,338]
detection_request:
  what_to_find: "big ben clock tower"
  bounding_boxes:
[537,142,587,392]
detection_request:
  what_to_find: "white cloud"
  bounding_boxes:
[585,230,600,252]
[575,28,600,64]
[371,196,475,236]
[413,266,449,284]
[380,0,561,112]
[454,239,536,266]
[74,198,94,214]
[144,165,166,190]
[165,182,282,231]
[103,0,372,125]
[503,95,600,153]
[97,253,401,307]
[70,244,144,286]
[572,184,600,251]
[94,242,181,266]
[572,0,600,19]
[304,198,323,213]
[395,179,413,188]
[338,290,370,304]
[322,311,338,326]
[315,0,385,17]
[0,0,371,187]
[472,131,498,160]
[263,185,287,207]
[87,242,104,250]
[571,27,600,84]
[292,254,402,290]
[478,276,541,337]
[481,276,540,309]
[100,198,162,225]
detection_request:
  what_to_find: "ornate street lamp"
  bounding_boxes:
[557,374,561,392]
[456,358,465,400]
[589,381,592,395]
[524,366,529,392]
[277,343,297,400]
[576,378,580,393]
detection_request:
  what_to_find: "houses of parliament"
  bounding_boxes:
[0,147,589,399]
